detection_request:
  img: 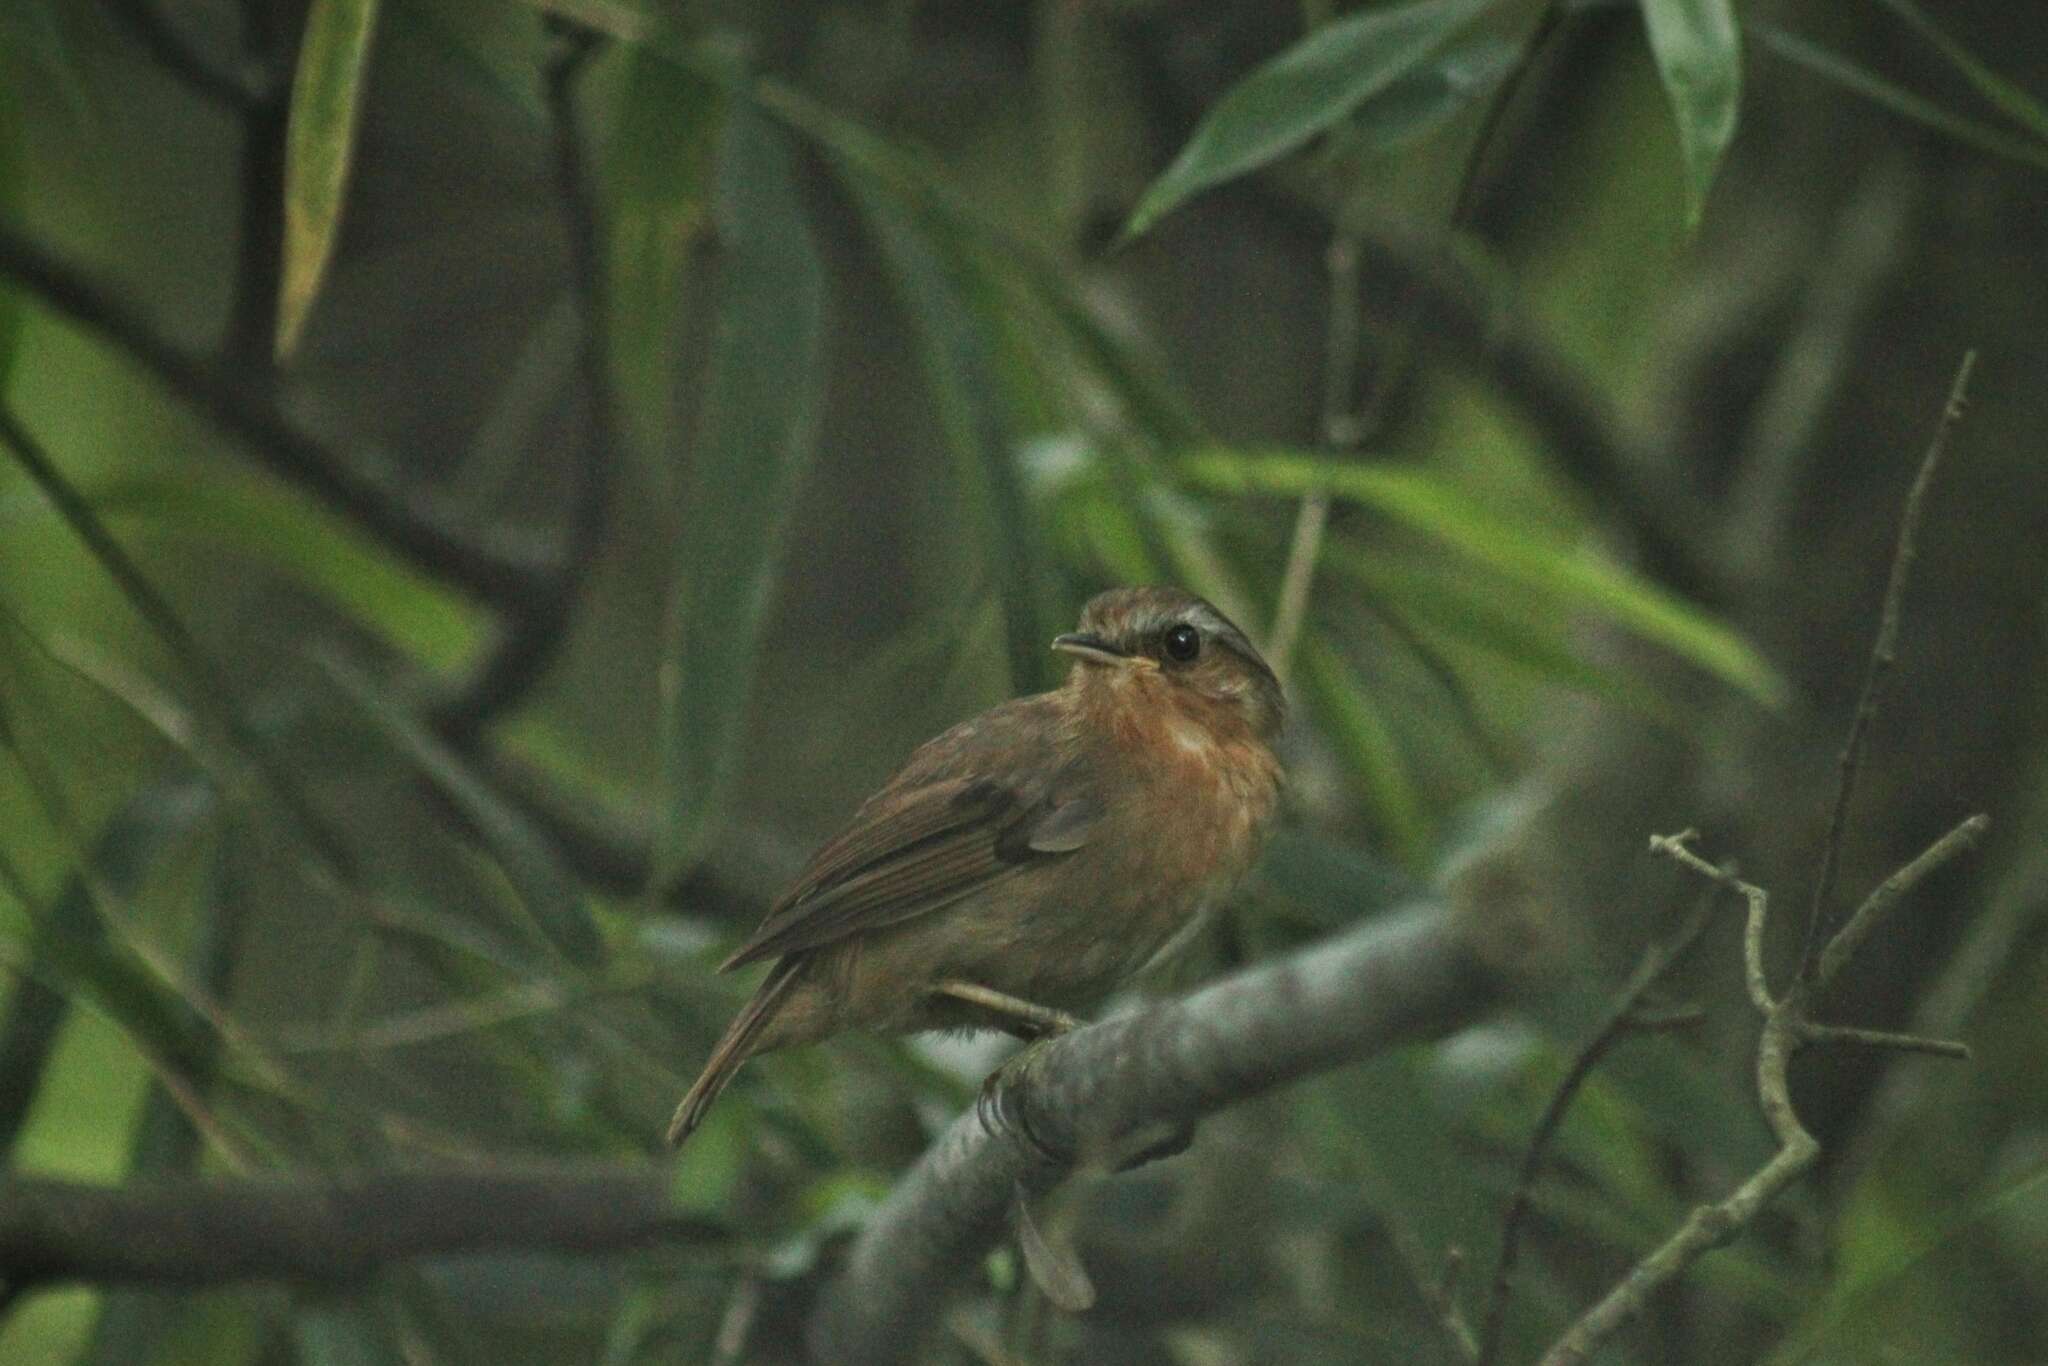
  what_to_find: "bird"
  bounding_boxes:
[665,585,1286,1148]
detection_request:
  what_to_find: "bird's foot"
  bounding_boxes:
[976,1037,1071,1164]
[930,979,1081,1041]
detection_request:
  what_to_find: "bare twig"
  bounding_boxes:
[1797,352,1978,977]
[1543,820,1976,1366]
[1814,813,1990,990]
[1423,1246,1481,1362]
[1477,883,1720,1366]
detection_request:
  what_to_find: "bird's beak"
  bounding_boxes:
[1051,632,1125,666]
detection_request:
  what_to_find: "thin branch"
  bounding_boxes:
[1544,822,1977,1366]
[1266,231,1359,681]
[0,222,554,605]
[1797,351,1978,976]
[0,408,357,880]
[0,1169,725,1292]
[430,26,615,734]
[100,0,264,109]
[1813,813,1991,991]
[1477,883,1719,1366]
[1447,0,1568,230]
[1799,1023,1971,1060]
[811,901,1499,1365]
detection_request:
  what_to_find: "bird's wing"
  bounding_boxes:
[719,700,1101,970]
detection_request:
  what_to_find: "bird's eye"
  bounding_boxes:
[1162,623,1202,663]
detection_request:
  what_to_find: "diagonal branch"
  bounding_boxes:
[0,222,554,606]
[430,24,616,734]
[0,1168,724,1293]
[811,901,1499,1365]
[1797,351,1978,976]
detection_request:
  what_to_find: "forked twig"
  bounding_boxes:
[1477,882,1718,1366]
[1537,352,1986,1364]
[1798,352,1978,977]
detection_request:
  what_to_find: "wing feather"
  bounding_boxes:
[719,698,1100,970]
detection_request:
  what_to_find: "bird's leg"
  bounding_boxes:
[929,980,1080,1041]
[926,981,1080,1162]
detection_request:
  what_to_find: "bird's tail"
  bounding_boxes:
[665,959,803,1148]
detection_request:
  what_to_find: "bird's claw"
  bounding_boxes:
[976,1039,1070,1165]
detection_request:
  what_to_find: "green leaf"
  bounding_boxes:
[70,473,484,671]
[1321,545,1677,721]
[395,0,547,116]
[277,0,384,360]
[1121,0,1497,241]
[1640,0,1742,225]
[605,54,724,471]
[659,106,826,880]
[843,177,1051,695]
[320,656,604,966]
[1338,34,1520,154]
[1752,23,2048,174]
[0,2,89,119]
[1774,1158,2048,1362]
[1872,0,2048,144]
[0,776,215,1155]
[1297,638,1428,866]
[1183,449,1787,705]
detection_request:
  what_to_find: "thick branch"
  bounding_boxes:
[0,1168,723,1292]
[811,902,1498,1365]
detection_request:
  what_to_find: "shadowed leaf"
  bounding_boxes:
[604,54,724,472]
[1184,449,1786,705]
[1641,0,1742,225]
[658,105,826,882]
[1121,0,1497,241]
[1752,23,2048,174]
[844,175,1050,694]
[320,657,603,967]
[1872,0,2048,144]
[277,0,383,359]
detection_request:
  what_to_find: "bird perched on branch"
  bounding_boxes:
[666,585,1286,1148]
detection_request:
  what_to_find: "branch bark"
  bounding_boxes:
[810,901,1499,1365]
[0,1168,722,1292]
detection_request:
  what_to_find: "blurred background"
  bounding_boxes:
[0,0,2045,1361]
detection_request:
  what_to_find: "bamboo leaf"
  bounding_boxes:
[843,177,1051,694]
[1752,23,2048,174]
[1183,449,1786,705]
[277,0,383,360]
[320,656,603,967]
[1338,34,1520,154]
[604,54,723,471]
[1640,0,1742,225]
[659,106,826,880]
[1297,639,1428,866]
[1122,0,1497,241]
[1871,0,2048,144]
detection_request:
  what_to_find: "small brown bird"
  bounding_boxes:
[665,586,1286,1147]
